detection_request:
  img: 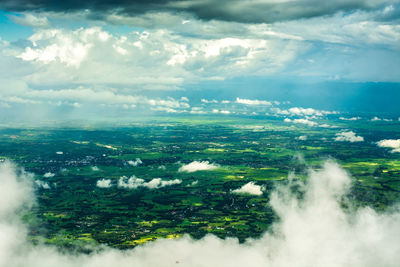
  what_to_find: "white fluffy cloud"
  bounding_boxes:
[297,135,308,141]
[212,109,231,114]
[43,172,55,178]
[339,117,361,121]
[334,131,364,142]
[235,98,272,106]
[232,182,263,196]
[118,176,181,189]
[4,26,302,90]
[371,116,393,122]
[127,158,143,167]
[376,139,400,153]
[91,166,100,171]
[273,107,336,117]
[178,161,219,172]
[1,160,400,266]
[35,180,50,189]
[96,179,112,188]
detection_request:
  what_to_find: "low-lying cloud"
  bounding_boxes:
[334,131,364,142]
[284,118,317,127]
[127,158,143,167]
[118,176,181,189]
[178,161,219,172]
[231,182,263,196]
[1,160,400,266]
[96,178,112,188]
[273,107,337,117]
[235,98,272,106]
[377,139,400,153]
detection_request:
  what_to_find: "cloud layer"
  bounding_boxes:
[1,161,400,266]
[2,160,400,266]
[1,0,397,24]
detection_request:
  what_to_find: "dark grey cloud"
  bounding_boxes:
[0,0,398,23]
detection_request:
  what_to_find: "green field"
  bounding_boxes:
[0,115,399,250]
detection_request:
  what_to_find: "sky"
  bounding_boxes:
[0,0,399,121]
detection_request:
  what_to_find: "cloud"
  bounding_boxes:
[297,135,308,141]
[1,160,400,266]
[232,182,263,196]
[273,107,337,117]
[371,116,393,121]
[334,131,364,142]
[376,139,400,153]
[127,158,143,167]
[201,99,218,104]
[8,13,50,27]
[0,161,34,218]
[339,117,361,121]
[0,0,396,24]
[96,178,112,188]
[284,118,318,127]
[0,26,305,113]
[35,180,51,189]
[190,107,207,114]
[43,172,55,178]
[91,166,100,171]
[178,161,219,172]
[235,97,272,106]
[118,176,181,189]
[212,109,231,114]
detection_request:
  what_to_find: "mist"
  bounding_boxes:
[1,160,399,267]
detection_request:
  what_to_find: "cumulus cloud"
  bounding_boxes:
[334,131,364,142]
[91,166,100,171]
[201,99,218,104]
[5,27,299,89]
[43,172,55,178]
[376,139,400,153]
[232,182,263,196]
[212,109,231,114]
[35,180,51,189]
[297,135,308,141]
[118,175,181,189]
[127,158,143,167]
[371,116,393,122]
[96,178,112,188]
[1,160,400,266]
[178,161,219,172]
[235,97,272,106]
[339,116,361,121]
[273,107,337,117]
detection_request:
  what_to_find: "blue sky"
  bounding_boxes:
[0,0,399,120]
